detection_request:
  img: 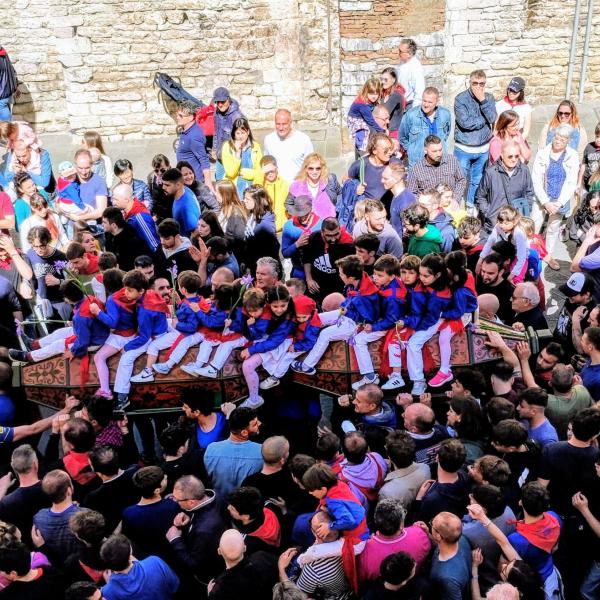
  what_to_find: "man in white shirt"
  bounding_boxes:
[263,109,314,182]
[398,38,425,109]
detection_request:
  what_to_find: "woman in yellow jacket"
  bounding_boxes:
[220,117,263,198]
[254,155,290,232]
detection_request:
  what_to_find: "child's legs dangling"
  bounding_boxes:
[353,330,386,375]
[167,332,203,366]
[438,327,455,374]
[94,345,120,393]
[407,323,440,382]
[211,337,247,370]
[242,353,263,400]
[303,317,356,368]
[196,339,220,366]
[388,341,402,371]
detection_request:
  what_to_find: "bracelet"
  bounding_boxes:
[471,575,479,579]
[483,520,492,528]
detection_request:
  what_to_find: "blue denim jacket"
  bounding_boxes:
[454,90,497,147]
[399,105,452,169]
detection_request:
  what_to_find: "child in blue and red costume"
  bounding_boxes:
[292,254,379,376]
[113,270,170,411]
[55,161,95,226]
[240,284,296,409]
[352,254,403,390]
[130,270,206,383]
[428,250,478,388]
[9,280,109,369]
[347,79,384,155]
[259,294,322,390]
[89,269,138,399]
[405,253,452,396]
[302,463,368,594]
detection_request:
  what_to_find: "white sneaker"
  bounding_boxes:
[130,368,154,383]
[259,376,280,390]
[239,396,265,409]
[381,373,405,390]
[153,362,172,375]
[351,374,380,391]
[196,365,218,378]
[181,363,202,377]
[411,380,427,395]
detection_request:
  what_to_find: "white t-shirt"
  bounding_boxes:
[398,57,425,107]
[495,99,532,132]
[263,130,314,183]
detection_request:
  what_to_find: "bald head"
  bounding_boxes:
[478,293,500,320]
[261,436,290,465]
[311,511,339,542]
[321,292,345,311]
[432,511,462,543]
[211,267,235,291]
[403,402,435,434]
[219,529,246,563]
[111,184,134,210]
[275,109,293,139]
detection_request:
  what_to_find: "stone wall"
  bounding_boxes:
[3,0,342,140]
[444,0,600,106]
[339,0,446,114]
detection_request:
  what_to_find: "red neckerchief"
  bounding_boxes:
[465,271,477,295]
[0,255,13,270]
[124,199,150,219]
[79,253,100,275]
[112,288,137,312]
[514,512,560,553]
[292,212,320,233]
[503,95,527,107]
[347,272,379,297]
[141,290,170,314]
[0,48,6,57]
[324,226,353,254]
[63,452,97,485]
[249,508,281,547]
[78,296,104,318]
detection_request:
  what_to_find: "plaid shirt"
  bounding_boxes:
[407,154,466,199]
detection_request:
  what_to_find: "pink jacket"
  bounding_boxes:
[289,179,336,220]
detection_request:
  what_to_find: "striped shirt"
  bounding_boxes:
[407,154,466,200]
[296,556,352,600]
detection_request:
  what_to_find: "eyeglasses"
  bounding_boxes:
[558,111,572,116]
[505,154,519,159]
[32,243,48,249]
[471,81,486,87]
[154,167,167,174]
[307,166,322,171]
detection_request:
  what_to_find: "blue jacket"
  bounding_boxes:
[336,178,365,234]
[348,100,384,150]
[125,291,169,351]
[372,278,406,332]
[400,105,452,169]
[172,188,200,238]
[419,286,452,331]
[1,148,53,191]
[198,303,229,330]
[132,178,154,211]
[248,316,296,355]
[96,289,136,334]
[442,286,478,320]
[230,307,271,341]
[214,99,245,161]
[293,312,322,352]
[176,122,210,182]
[71,298,110,358]
[124,200,161,254]
[454,90,497,147]
[342,273,380,325]
[430,210,456,253]
[281,215,322,279]
[175,296,202,334]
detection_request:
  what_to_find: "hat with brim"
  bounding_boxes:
[508,76,526,92]
[559,272,595,297]
[212,86,230,102]
[287,194,312,217]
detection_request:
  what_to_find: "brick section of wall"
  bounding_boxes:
[2,0,342,140]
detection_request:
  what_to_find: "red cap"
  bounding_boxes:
[293,295,316,316]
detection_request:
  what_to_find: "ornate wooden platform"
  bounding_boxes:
[20,324,540,413]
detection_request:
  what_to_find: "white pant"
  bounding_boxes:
[164,332,204,365]
[407,321,441,382]
[114,340,151,394]
[353,330,387,375]
[191,338,222,367]
[531,202,564,255]
[31,327,73,361]
[147,329,181,357]
[388,340,402,368]
[104,333,135,351]
[271,347,304,378]
[211,337,248,370]
[303,311,357,369]
[438,326,454,374]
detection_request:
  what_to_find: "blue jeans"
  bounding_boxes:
[581,560,600,600]
[0,96,12,121]
[454,146,489,207]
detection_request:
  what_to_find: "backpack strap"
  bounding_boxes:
[359,156,365,186]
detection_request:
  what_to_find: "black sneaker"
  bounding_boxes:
[9,349,30,363]
[115,394,130,412]
[20,333,35,351]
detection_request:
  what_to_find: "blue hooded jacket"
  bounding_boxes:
[124,291,169,351]
[342,273,380,325]
[71,297,110,358]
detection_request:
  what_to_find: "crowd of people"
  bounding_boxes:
[0,37,600,600]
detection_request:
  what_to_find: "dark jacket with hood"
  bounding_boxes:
[414,470,471,524]
[214,99,245,160]
[429,209,456,253]
[0,47,18,100]
[475,159,535,233]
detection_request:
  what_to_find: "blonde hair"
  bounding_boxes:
[496,205,520,225]
[354,199,367,222]
[82,131,107,155]
[358,78,382,104]
[0,121,18,141]
[589,163,600,188]
[519,216,535,238]
[297,152,329,184]
[216,180,247,221]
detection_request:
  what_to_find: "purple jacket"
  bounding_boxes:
[289,180,336,220]
[214,99,245,160]
[340,452,388,508]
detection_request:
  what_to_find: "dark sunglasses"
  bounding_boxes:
[154,167,167,174]
[558,111,572,116]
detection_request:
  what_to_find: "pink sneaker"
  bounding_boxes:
[94,389,113,399]
[428,370,453,388]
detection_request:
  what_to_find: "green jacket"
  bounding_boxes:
[407,224,443,258]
